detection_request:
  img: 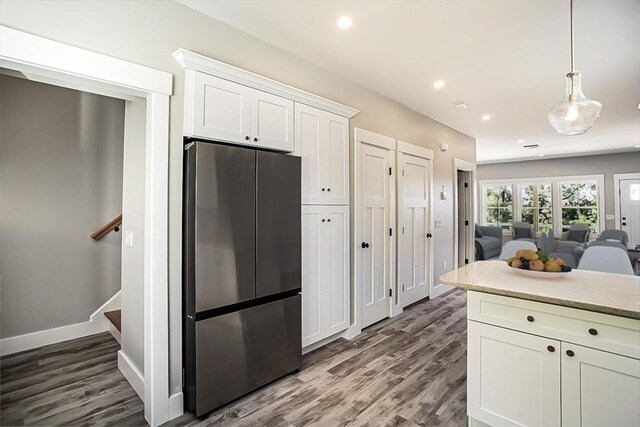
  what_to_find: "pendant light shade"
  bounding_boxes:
[547,0,602,136]
[547,72,602,136]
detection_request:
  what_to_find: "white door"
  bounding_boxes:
[399,152,430,307]
[323,112,349,205]
[360,143,391,328]
[468,321,561,427]
[301,207,323,347]
[251,89,294,152]
[561,342,640,427]
[325,206,350,337]
[620,178,640,245]
[193,72,251,143]
[295,104,323,203]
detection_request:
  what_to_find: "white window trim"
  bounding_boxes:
[479,174,605,238]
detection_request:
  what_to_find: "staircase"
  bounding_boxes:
[104,310,122,332]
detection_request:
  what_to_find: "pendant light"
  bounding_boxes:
[547,0,602,136]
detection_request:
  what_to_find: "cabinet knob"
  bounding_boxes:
[588,328,598,336]
[566,349,575,357]
[622,222,627,226]
[327,219,331,222]
[361,242,370,249]
[253,137,258,142]
[327,188,331,192]
[321,188,325,191]
[321,219,325,222]
[245,136,250,140]
[547,345,555,353]
[527,315,534,322]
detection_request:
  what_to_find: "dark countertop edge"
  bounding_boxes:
[442,280,640,321]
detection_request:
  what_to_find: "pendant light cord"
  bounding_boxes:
[570,0,575,72]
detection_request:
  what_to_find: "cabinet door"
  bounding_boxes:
[325,206,350,336]
[192,72,251,143]
[562,342,640,427]
[323,112,349,205]
[468,321,561,427]
[251,89,294,152]
[301,207,325,347]
[295,104,324,204]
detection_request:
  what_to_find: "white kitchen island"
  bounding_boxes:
[440,261,640,427]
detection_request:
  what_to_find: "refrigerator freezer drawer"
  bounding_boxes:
[192,295,301,416]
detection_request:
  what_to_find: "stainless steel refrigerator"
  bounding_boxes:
[182,140,301,418]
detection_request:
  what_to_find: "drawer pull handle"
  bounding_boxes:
[566,349,575,357]
[527,315,534,322]
[588,328,598,336]
[547,345,555,353]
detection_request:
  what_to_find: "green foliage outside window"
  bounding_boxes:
[520,184,552,233]
[485,185,513,230]
[560,182,598,232]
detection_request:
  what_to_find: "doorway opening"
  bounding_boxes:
[453,159,476,270]
[614,173,640,246]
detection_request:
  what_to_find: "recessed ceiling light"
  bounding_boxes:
[337,16,352,29]
[433,80,445,89]
[482,114,491,121]
[455,101,469,109]
[517,139,524,143]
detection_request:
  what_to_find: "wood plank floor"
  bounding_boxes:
[0,332,146,426]
[1,289,468,426]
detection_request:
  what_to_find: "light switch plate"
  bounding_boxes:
[125,231,134,247]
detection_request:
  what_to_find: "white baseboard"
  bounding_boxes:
[90,290,121,323]
[118,350,145,401]
[431,283,453,299]
[168,392,184,421]
[0,319,108,356]
[342,324,362,340]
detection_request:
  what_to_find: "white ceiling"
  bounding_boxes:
[179,0,640,164]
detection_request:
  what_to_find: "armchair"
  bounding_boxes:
[512,221,536,243]
[475,225,503,260]
[557,223,590,250]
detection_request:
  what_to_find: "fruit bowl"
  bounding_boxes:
[509,267,572,279]
[505,248,573,276]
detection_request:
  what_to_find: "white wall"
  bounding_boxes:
[0,0,476,397]
[121,99,147,375]
[0,74,124,338]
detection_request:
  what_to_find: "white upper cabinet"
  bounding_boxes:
[295,103,349,205]
[186,70,294,152]
[251,90,294,152]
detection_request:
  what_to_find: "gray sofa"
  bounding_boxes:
[475,225,503,260]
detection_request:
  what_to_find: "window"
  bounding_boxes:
[480,175,604,236]
[484,184,513,230]
[520,183,552,233]
[559,181,599,233]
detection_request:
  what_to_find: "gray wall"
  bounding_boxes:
[477,152,640,229]
[0,75,125,338]
[0,1,475,395]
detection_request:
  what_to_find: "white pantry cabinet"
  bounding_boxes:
[295,103,349,205]
[302,205,350,347]
[467,291,640,427]
[187,70,294,152]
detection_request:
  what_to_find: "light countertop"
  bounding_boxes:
[439,261,640,319]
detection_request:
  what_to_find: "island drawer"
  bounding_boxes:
[467,291,640,359]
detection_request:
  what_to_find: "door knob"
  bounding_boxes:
[327,219,331,222]
[327,188,331,192]
[245,136,250,140]
[622,217,626,220]
[361,242,370,248]
[622,222,627,226]
[321,219,325,222]
[321,188,325,191]
[426,233,433,238]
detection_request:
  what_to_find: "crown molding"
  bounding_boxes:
[173,48,359,119]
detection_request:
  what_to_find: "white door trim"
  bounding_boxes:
[446,158,476,297]
[0,26,173,426]
[396,141,433,311]
[613,172,640,230]
[350,128,396,335]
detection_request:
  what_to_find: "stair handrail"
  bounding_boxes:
[91,215,122,240]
